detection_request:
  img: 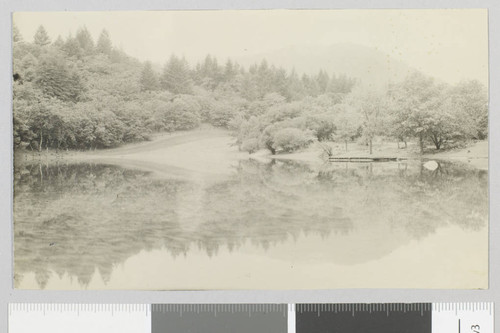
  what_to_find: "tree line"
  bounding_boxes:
[13,25,487,154]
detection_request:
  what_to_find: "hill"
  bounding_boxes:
[235,43,415,90]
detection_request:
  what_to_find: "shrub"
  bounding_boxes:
[272,127,314,153]
[240,138,260,154]
[209,102,238,128]
[305,114,336,141]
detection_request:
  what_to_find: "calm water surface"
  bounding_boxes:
[13,159,488,289]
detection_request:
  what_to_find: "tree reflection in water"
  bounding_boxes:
[13,159,487,288]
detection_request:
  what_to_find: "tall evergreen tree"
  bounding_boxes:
[201,55,220,79]
[160,55,192,94]
[33,25,51,46]
[140,61,159,91]
[301,73,319,97]
[316,70,330,94]
[75,26,94,54]
[255,59,272,98]
[329,73,356,94]
[223,59,237,81]
[96,29,113,55]
[273,67,290,101]
[62,34,84,58]
[12,23,23,43]
[53,35,64,48]
[197,54,222,90]
[286,69,305,101]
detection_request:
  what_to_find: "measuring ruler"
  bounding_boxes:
[8,303,494,333]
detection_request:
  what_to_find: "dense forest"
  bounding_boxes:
[13,25,488,154]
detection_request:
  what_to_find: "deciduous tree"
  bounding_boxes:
[389,72,444,153]
[347,87,388,154]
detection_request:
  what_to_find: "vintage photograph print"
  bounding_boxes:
[12,10,488,289]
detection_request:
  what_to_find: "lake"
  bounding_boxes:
[13,156,488,289]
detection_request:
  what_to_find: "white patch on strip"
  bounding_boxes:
[288,303,296,333]
[9,304,151,333]
[432,303,494,333]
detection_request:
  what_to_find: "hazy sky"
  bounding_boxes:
[13,9,488,85]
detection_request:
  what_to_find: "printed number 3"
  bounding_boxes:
[471,325,480,333]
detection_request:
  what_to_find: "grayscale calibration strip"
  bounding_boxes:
[8,303,494,333]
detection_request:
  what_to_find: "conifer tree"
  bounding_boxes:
[53,35,64,48]
[140,61,159,91]
[75,26,94,54]
[160,55,192,94]
[62,34,84,58]
[316,70,330,94]
[12,24,23,43]
[96,29,113,55]
[34,25,51,46]
[223,59,237,81]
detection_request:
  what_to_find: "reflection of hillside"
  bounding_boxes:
[13,159,487,289]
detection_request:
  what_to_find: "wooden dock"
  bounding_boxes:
[328,156,401,162]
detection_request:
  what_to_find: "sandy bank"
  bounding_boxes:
[81,128,249,177]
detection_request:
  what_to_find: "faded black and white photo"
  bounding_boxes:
[12,10,488,289]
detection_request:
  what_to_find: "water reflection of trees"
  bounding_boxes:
[315,160,488,233]
[13,159,487,288]
[232,159,487,239]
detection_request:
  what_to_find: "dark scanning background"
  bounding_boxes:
[152,304,287,333]
[296,303,432,333]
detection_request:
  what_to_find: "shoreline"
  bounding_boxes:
[14,133,488,171]
[259,140,488,170]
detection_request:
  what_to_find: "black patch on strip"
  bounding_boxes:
[296,303,432,333]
